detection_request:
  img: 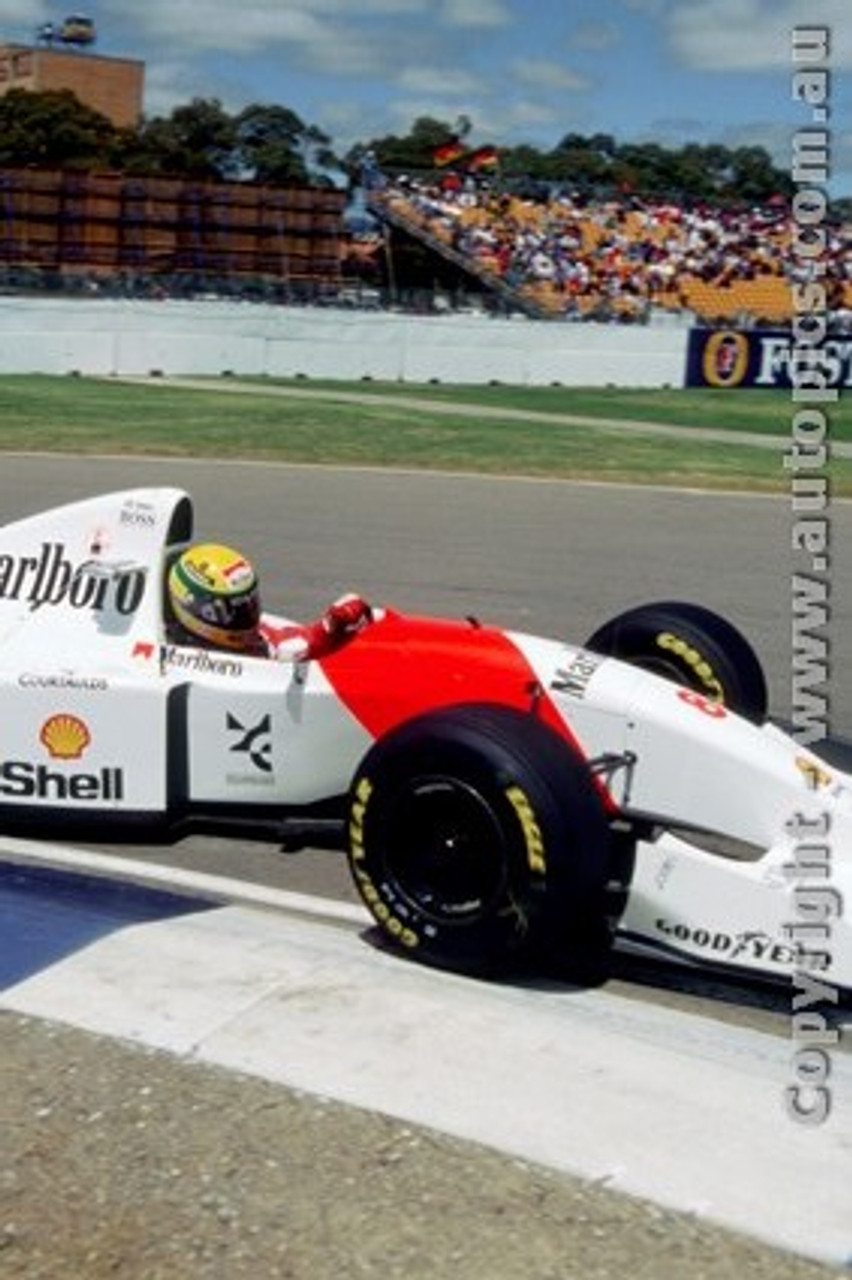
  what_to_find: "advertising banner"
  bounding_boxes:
[685,328,852,390]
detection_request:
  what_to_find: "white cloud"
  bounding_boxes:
[512,58,590,92]
[0,0,51,33]
[571,21,621,52]
[483,97,571,139]
[622,0,667,14]
[337,0,427,10]
[131,1,327,55]
[300,33,404,78]
[438,0,512,30]
[397,65,489,96]
[667,0,852,73]
[142,58,212,117]
[0,0,54,43]
[127,1,440,88]
[320,97,392,146]
[499,97,564,132]
[122,0,469,79]
[128,0,593,147]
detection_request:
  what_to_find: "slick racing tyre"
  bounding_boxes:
[585,600,768,724]
[347,703,612,978]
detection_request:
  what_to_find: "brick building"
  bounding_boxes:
[0,35,345,293]
[0,43,144,128]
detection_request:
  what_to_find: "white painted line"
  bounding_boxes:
[0,835,368,927]
[2,848,851,1267]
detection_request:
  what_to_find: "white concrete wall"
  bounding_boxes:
[0,297,689,386]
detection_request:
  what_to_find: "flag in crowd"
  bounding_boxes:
[432,140,500,171]
[467,145,499,172]
[433,138,467,167]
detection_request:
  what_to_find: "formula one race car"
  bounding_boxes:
[0,487,849,994]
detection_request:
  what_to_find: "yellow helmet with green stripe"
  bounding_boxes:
[168,543,261,650]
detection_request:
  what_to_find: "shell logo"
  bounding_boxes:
[39,714,92,760]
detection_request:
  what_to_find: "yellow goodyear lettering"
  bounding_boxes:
[505,785,547,876]
[347,778,419,950]
[351,863,380,903]
[348,775,373,862]
[350,863,419,949]
[656,631,724,700]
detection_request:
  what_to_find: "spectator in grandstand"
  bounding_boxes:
[370,173,849,324]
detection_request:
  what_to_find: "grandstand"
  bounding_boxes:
[368,178,852,326]
[0,159,848,323]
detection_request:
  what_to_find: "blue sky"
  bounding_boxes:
[2,0,850,194]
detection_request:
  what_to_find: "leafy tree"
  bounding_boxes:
[0,88,119,169]
[499,143,553,184]
[235,105,338,185]
[728,145,791,202]
[346,116,463,176]
[0,88,819,207]
[235,104,309,183]
[302,125,340,184]
[547,134,613,189]
[588,133,617,159]
[130,98,237,180]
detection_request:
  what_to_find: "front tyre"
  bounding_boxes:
[585,600,768,724]
[347,703,612,978]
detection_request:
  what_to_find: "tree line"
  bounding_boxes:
[2,87,846,215]
[0,90,336,186]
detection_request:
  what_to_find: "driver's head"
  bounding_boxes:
[168,543,261,650]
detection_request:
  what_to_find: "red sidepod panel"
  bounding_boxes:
[317,609,581,750]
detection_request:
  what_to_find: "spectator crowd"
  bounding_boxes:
[368,174,852,327]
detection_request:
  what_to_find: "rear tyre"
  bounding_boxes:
[585,600,768,724]
[347,703,612,978]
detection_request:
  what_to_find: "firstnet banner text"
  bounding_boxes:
[685,328,852,389]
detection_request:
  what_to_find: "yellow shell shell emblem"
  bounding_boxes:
[40,713,92,760]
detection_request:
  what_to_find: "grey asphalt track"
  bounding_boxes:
[2,450,849,728]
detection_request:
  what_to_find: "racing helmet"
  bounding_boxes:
[168,543,261,650]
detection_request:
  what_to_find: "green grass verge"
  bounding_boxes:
[245,379,852,440]
[0,375,849,494]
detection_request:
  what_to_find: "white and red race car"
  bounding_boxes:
[1,486,849,992]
